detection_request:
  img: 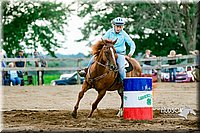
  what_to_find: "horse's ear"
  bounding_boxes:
[101,38,106,45]
[113,38,118,45]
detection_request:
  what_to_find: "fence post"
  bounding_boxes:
[38,62,42,85]
[156,57,162,82]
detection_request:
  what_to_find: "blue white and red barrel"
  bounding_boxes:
[123,77,153,120]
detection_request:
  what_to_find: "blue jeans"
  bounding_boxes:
[169,68,176,82]
[10,77,21,85]
[87,54,126,80]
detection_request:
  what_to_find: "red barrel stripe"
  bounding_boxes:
[123,107,153,120]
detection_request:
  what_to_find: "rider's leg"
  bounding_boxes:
[116,54,125,117]
[87,55,95,68]
[78,55,95,77]
[116,54,126,81]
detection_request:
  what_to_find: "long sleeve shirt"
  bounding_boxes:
[102,28,136,56]
[8,70,18,79]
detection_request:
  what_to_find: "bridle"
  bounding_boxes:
[95,44,118,72]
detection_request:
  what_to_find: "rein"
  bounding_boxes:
[96,61,108,68]
[88,61,110,83]
[88,59,118,84]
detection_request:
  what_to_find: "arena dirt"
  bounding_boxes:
[1,82,199,132]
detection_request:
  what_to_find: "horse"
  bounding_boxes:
[72,39,142,118]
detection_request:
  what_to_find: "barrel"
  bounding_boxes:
[123,77,153,120]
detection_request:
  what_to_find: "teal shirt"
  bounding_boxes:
[102,28,136,55]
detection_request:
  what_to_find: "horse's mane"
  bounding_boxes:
[91,39,113,55]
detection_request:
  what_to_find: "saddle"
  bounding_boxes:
[125,57,133,73]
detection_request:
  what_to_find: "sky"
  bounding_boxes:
[46,0,112,56]
[49,0,92,56]
[55,14,92,56]
[53,0,109,56]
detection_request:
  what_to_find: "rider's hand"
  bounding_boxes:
[127,54,132,58]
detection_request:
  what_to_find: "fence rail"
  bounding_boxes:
[138,55,198,82]
[1,54,198,83]
[1,58,85,71]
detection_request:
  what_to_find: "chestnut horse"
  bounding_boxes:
[72,39,142,118]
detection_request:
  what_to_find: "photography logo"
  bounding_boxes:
[178,106,196,119]
[160,106,196,119]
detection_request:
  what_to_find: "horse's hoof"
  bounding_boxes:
[71,112,77,119]
[116,108,123,117]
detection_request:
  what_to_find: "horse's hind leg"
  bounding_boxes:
[72,82,90,118]
[118,88,123,109]
[117,88,123,117]
[88,89,106,118]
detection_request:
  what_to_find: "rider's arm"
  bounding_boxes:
[124,32,136,56]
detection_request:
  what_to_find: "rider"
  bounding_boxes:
[79,17,136,81]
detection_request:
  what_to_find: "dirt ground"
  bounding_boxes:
[1,82,200,132]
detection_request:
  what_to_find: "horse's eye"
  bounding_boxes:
[105,51,109,56]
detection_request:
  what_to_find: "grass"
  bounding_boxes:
[23,73,60,85]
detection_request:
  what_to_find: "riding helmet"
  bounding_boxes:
[112,17,125,26]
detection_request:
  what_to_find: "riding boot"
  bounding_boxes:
[78,67,88,77]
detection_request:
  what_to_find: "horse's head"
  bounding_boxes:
[101,39,118,71]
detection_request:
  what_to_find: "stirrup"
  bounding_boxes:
[78,68,87,77]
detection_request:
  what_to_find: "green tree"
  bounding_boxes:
[2,0,73,57]
[76,1,199,56]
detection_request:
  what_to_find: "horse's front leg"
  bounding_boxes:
[117,88,123,117]
[88,89,106,118]
[72,82,90,118]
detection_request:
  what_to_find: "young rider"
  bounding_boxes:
[79,17,136,81]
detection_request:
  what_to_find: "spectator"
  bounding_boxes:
[1,49,6,67]
[34,50,48,85]
[189,50,199,81]
[1,49,9,85]
[167,50,182,82]
[8,62,21,86]
[142,49,156,76]
[14,50,26,85]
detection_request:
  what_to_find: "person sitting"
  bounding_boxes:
[1,50,10,85]
[8,62,21,86]
[78,17,136,83]
[14,50,26,86]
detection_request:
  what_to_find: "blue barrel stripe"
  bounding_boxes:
[123,77,152,91]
